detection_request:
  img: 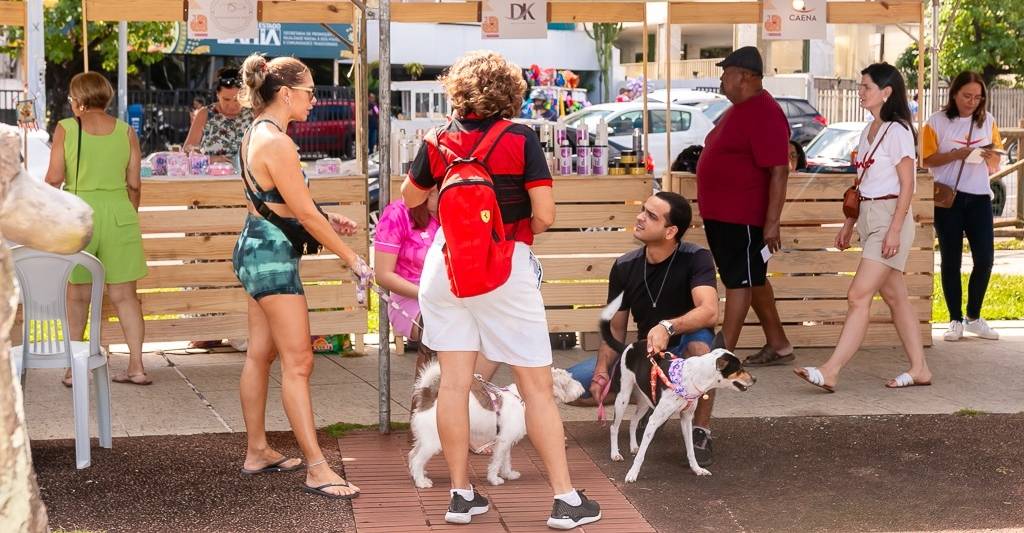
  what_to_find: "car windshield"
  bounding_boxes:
[697,100,731,122]
[564,109,615,131]
[805,128,863,162]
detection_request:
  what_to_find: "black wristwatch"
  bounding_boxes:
[658,319,676,336]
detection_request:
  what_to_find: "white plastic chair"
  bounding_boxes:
[12,247,111,469]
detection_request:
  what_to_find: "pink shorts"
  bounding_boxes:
[386,293,420,339]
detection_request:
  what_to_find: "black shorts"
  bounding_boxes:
[704,219,767,289]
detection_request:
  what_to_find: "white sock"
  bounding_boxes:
[451,486,475,501]
[555,489,582,506]
[695,426,711,437]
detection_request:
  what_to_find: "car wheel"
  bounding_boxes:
[991,179,1006,218]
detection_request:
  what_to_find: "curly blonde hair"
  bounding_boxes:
[239,54,310,114]
[440,51,526,119]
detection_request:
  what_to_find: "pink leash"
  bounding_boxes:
[595,355,621,424]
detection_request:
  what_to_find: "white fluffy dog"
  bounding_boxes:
[408,360,584,488]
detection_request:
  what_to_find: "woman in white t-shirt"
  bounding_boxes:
[795,63,932,392]
[922,71,1003,342]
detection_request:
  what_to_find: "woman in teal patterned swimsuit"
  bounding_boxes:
[233,54,369,499]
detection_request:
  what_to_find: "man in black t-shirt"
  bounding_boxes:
[571,191,719,466]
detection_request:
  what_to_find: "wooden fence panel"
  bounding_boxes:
[102,175,369,346]
[665,171,934,347]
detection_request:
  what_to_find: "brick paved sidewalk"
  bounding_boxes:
[341,430,655,533]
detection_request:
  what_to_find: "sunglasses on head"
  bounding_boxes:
[218,77,241,88]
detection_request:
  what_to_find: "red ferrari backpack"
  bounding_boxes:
[425,119,516,298]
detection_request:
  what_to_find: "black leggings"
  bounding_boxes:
[934,192,994,322]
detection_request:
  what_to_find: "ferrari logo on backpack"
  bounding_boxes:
[480,210,491,223]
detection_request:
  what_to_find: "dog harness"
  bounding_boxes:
[474,374,524,436]
[647,352,707,410]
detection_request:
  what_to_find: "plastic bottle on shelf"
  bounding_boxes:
[591,117,609,175]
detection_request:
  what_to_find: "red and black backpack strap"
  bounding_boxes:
[429,118,514,171]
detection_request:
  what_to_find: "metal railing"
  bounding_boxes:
[127,86,357,157]
[622,58,724,81]
[0,89,26,126]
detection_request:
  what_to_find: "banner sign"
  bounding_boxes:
[168,23,352,59]
[188,0,259,41]
[762,0,827,41]
[482,0,548,40]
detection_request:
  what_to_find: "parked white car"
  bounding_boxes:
[561,102,714,173]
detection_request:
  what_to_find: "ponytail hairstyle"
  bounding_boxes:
[239,54,310,114]
[861,63,917,142]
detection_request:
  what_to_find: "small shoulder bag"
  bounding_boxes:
[842,123,893,219]
[933,121,974,209]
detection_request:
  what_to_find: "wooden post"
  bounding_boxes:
[354,8,367,175]
[665,5,672,182]
[81,0,89,72]
[641,5,649,165]
[917,2,925,153]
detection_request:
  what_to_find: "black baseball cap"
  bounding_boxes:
[716,46,764,77]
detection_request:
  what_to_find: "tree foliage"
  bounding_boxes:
[896,42,932,89]
[0,0,174,131]
[937,0,1024,86]
[584,23,623,103]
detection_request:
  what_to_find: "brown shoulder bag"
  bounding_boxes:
[843,123,893,219]
[933,121,974,209]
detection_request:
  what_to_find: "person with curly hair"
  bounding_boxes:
[401,50,602,529]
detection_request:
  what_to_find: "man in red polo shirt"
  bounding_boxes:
[696,46,795,366]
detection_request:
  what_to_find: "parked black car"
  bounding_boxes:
[696,97,827,145]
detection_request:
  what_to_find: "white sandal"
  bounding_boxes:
[794,366,835,393]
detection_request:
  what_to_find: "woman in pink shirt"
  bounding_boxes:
[374,190,440,370]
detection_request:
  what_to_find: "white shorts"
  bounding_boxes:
[418,230,553,367]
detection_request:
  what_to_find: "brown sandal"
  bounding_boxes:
[743,345,795,367]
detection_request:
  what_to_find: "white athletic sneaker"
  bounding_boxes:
[943,320,964,342]
[965,318,999,340]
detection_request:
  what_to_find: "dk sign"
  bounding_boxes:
[482,0,548,39]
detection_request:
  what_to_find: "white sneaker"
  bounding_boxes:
[943,320,964,341]
[965,318,999,340]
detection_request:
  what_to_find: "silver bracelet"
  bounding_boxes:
[307,458,327,468]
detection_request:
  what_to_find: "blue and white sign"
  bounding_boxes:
[167,22,352,59]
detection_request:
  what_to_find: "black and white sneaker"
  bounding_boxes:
[445,488,489,524]
[547,489,601,529]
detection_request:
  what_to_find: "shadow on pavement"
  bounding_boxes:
[566,414,1024,532]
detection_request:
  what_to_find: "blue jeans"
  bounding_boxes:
[568,328,715,398]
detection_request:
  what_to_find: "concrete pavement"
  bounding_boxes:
[22,325,1024,442]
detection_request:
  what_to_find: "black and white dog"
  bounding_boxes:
[408,360,584,488]
[601,294,756,482]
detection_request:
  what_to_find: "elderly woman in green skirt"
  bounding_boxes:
[45,72,150,386]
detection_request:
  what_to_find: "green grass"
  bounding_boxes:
[954,408,987,417]
[367,290,379,333]
[995,239,1024,251]
[932,274,1024,322]
[322,421,410,438]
